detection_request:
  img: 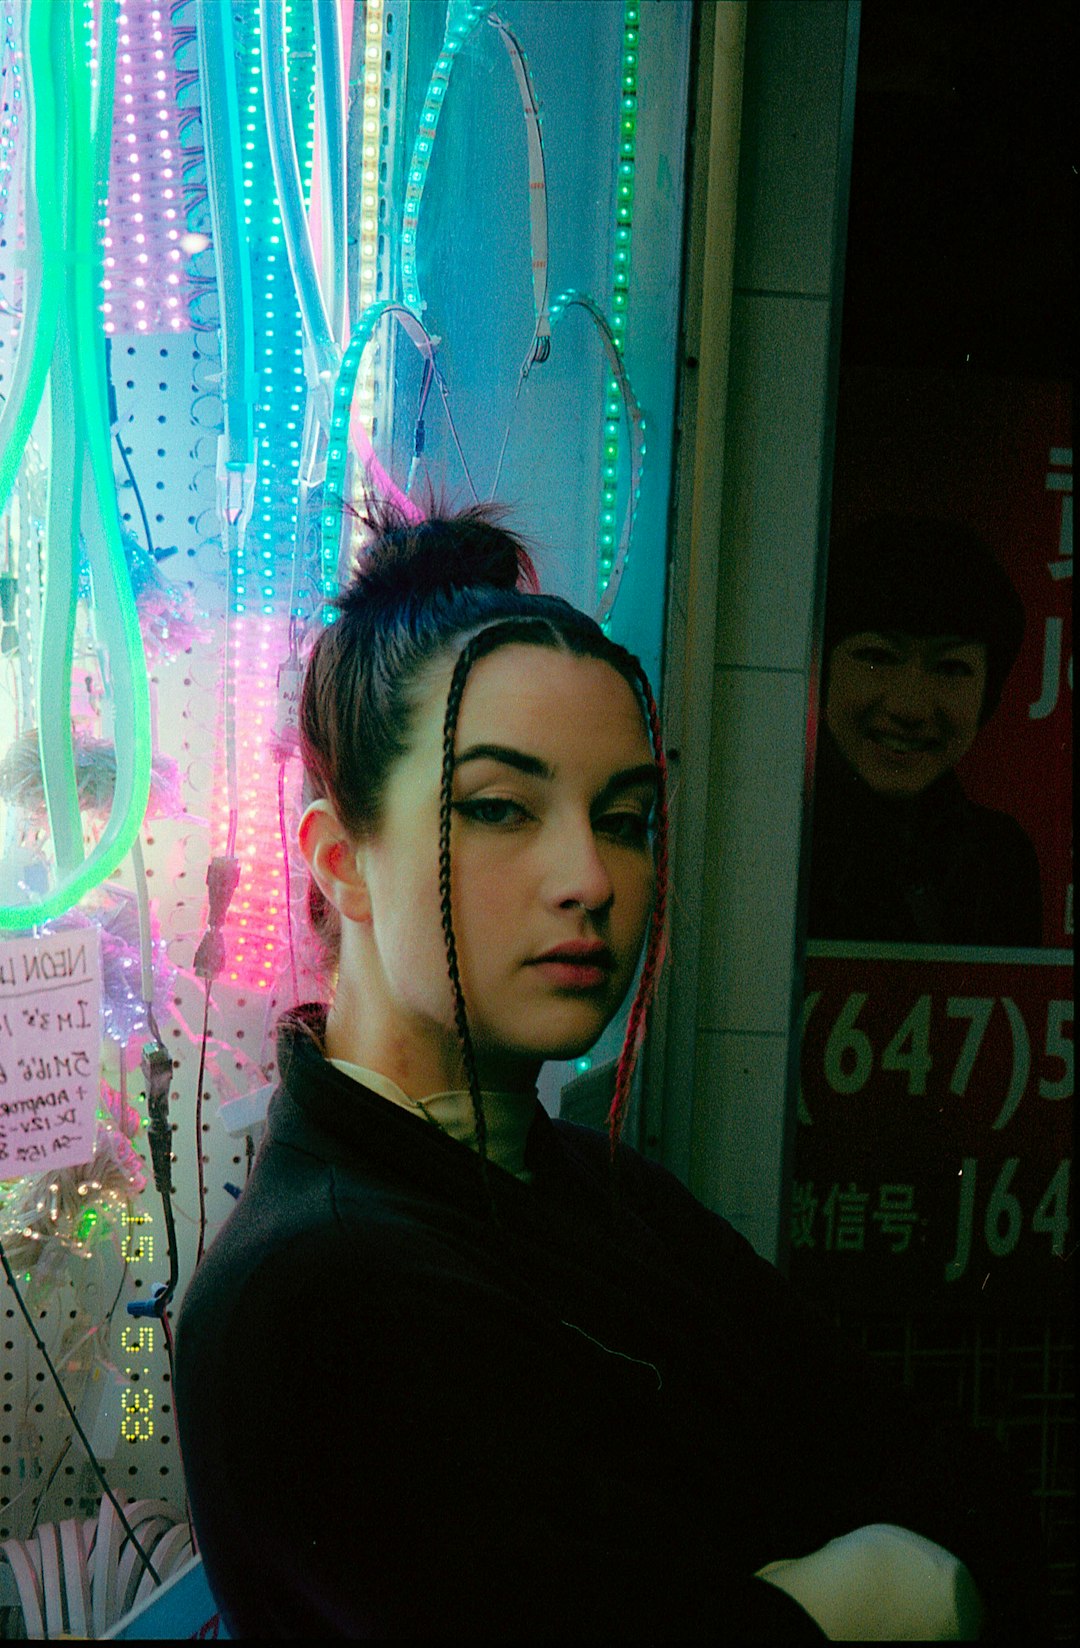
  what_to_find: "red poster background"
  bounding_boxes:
[791,952,1073,1314]
[793,373,1073,1314]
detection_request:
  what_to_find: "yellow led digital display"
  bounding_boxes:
[121,1206,154,1265]
[120,1213,156,1441]
[121,1385,156,1443]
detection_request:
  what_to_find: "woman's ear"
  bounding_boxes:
[298,800,372,923]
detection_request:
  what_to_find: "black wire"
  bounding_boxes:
[0,1238,162,1586]
[27,1437,72,1538]
[278,755,299,1004]
[114,431,157,565]
[194,976,212,1268]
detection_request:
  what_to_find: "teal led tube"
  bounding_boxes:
[0,0,152,931]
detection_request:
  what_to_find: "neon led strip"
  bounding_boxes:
[357,0,385,319]
[548,289,644,629]
[321,300,438,619]
[598,0,641,609]
[352,0,386,454]
[400,0,488,315]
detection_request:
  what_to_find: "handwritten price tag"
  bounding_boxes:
[0,931,102,1180]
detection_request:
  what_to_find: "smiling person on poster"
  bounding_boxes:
[809,514,1043,948]
[174,503,1045,1640]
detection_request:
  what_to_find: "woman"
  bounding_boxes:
[809,514,1043,947]
[175,506,1043,1639]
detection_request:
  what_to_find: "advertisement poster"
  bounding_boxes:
[792,374,1072,1313]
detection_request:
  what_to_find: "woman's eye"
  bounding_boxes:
[851,646,898,668]
[598,811,652,846]
[453,798,529,827]
[936,658,974,678]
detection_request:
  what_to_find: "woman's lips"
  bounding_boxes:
[529,959,611,988]
[864,728,942,760]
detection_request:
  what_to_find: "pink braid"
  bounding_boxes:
[607,667,670,1161]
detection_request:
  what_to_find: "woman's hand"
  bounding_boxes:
[755,1523,985,1640]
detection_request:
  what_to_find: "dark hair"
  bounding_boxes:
[297,500,669,1165]
[822,514,1026,722]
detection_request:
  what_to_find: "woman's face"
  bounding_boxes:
[825,630,988,797]
[347,642,658,1094]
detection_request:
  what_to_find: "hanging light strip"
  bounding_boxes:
[598,0,640,609]
[485,13,550,368]
[549,288,644,629]
[353,0,386,437]
[400,0,488,316]
[322,300,437,620]
[357,0,385,318]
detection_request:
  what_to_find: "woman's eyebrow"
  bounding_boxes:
[595,763,661,806]
[453,745,659,801]
[454,743,553,779]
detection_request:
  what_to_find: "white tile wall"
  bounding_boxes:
[681,1,855,1259]
[732,0,852,297]
[690,1028,792,1259]
[714,293,832,673]
[699,666,808,1034]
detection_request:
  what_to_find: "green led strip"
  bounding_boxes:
[598,0,640,612]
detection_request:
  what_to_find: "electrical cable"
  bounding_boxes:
[432,360,480,504]
[105,335,157,567]
[128,834,162,1048]
[278,754,299,1004]
[184,852,243,1266]
[112,433,157,568]
[192,977,212,1269]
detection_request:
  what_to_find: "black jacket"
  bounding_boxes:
[174,1009,1046,1639]
[808,730,1044,947]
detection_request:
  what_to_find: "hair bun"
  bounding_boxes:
[346,500,540,604]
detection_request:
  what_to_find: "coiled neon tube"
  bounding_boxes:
[320,301,438,619]
[401,2,550,374]
[0,0,60,519]
[0,0,153,930]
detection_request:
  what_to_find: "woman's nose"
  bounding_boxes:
[878,662,938,724]
[551,822,615,913]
